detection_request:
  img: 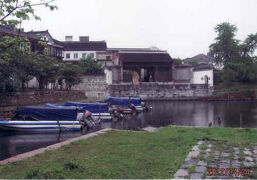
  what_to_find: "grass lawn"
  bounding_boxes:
[0,127,257,179]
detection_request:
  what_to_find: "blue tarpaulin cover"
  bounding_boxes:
[61,101,109,113]
[14,106,78,120]
[105,97,142,106]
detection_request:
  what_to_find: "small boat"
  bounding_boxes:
[58,102,112,122]
[105,97,150,114]
[0,106,82,132]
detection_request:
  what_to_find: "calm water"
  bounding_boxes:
[1,101,257,160]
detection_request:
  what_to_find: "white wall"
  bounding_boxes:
[192,69,213,87]
[104,69,112,85]
[27,77,39,88]
[63,51,97,61]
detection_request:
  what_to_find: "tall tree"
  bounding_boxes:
[31,54,59,90]
[59,63,82,90]
[209,22,241,66]
[209,22,257,83]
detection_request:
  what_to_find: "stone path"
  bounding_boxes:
[174,141,257,179]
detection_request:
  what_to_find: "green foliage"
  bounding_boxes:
[209,22,257,83]
[0,0,57,93]
[173,58,182,65]
[187,59,199,65]
[209,22,241,66]
[78,56,103,75]
[222,62,257,83]
[0,0,57,26]
[213,68,223,85]
[31,54,59,90]
[59,63,82,90]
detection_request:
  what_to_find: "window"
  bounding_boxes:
[74,53,78,59]
[66,53,70,59]
[90,53,94,58]
[106,56,111,60]
[82,53,87,59]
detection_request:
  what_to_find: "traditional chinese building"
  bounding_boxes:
[0,25,64,60]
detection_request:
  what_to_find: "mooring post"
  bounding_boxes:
[240,113,242,128]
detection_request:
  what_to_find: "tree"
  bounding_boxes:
[59,63,82,90]
[0,0,57,26]
[32,55,60,90]
[209,22,257,83]
[78,56,104,75]
[0,0,57,93]
[209,22,241,66]
[173,58,182,65]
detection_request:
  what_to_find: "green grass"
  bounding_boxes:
[0,127,257,179]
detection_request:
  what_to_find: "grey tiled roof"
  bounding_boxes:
[183,54,215,64]
[0,25,38,40]
[119,52,173,63]
[62,41,107,51]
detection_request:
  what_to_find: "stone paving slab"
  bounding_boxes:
[173,140,257,179]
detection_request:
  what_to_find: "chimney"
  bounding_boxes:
[79,36,89,42]
[65,36,73,41]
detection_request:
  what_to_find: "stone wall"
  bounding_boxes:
[108,83,213,100]
[173,67,192,83]
[72,75,108,100]
[69,75,213,101]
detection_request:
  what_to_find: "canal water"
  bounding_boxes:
[1,101,257,160]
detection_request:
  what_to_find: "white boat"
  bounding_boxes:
[0,106,84,132]
[0,120,81,132]
[91,113,112,122]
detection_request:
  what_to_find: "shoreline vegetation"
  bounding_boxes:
[0,126,256,179]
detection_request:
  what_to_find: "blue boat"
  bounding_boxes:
[105,97,142,106]
[0,106,81,132]
[54,101,112,122]
[105,97,145,113]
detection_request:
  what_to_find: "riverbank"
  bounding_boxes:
[0,126,256,179]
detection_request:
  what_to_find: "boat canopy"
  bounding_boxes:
[105,97,142,106]
[14,106,78,120]
[61,101,109,113]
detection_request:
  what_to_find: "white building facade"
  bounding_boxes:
[192,68,214,87]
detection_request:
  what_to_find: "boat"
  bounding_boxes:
[58,102,112,122]
[105,97,149,113]
[0,106,82,132]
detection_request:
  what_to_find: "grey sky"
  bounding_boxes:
[23,0,257,59]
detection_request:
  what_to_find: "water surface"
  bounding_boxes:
[1,101,257,160]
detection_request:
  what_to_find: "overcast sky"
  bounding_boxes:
[23,0,257,59]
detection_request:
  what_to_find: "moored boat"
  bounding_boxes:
[105,97,151,114]
[58,102,112,122]
[0,106,81,132]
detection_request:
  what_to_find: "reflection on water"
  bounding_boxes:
[1,101,257,161]
[0,128,100,161]
[110,101,257,129]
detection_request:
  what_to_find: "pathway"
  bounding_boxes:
[174,141,257,179]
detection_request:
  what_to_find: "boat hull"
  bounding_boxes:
[0,121,81,132]
[92,113,112,122]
